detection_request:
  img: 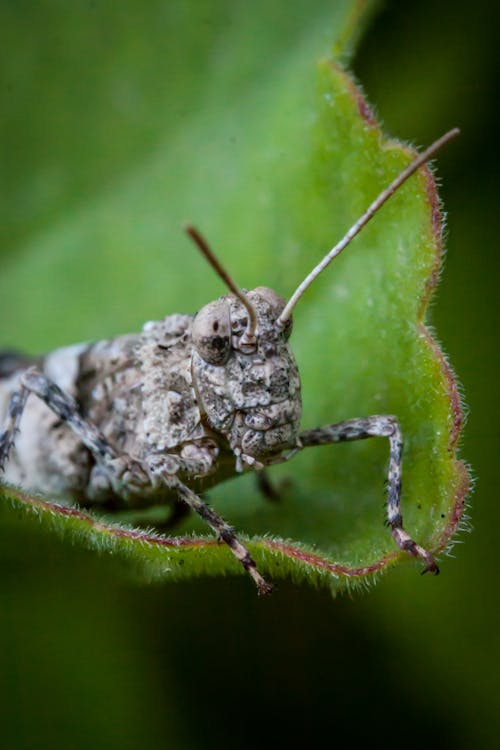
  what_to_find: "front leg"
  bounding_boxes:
[165,475,272,595]
[299,416,439,574]
[0,368,272,594]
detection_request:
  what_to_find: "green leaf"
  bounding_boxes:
[0,0,468,594]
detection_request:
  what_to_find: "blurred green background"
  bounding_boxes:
[0,1,497,748]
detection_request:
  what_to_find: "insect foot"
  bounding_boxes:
[88,455,155,503]
[298,416,439,574]
[390,527,440,575]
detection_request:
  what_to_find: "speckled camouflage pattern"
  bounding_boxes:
[0,288,301,509]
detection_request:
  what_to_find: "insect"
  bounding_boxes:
[0,129,459,594]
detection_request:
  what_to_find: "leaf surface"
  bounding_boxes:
[0,0,468,593]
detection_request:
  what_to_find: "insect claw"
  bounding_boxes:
[421,559,440,576]
[257,579,274,596]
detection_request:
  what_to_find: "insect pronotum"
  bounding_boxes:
[0,128,459,594]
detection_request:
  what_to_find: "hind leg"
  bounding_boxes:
[0,367,151,502]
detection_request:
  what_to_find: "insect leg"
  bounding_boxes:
[298,416,439,574]
[255,469,281,502]
[0,367,150,498]
[0,386,29,471]
[158,499,191,530]
[166,474,273,595]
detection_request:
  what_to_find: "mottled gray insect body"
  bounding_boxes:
[0,288,301,510]
[0,131,459,592]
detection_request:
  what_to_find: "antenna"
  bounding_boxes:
[185,225,258,347]
[277,128,460,327]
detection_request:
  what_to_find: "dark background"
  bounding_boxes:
[1,1,498,748]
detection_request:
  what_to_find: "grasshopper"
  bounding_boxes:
[0,129,458,594]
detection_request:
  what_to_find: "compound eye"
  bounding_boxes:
[192,300,232,365]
